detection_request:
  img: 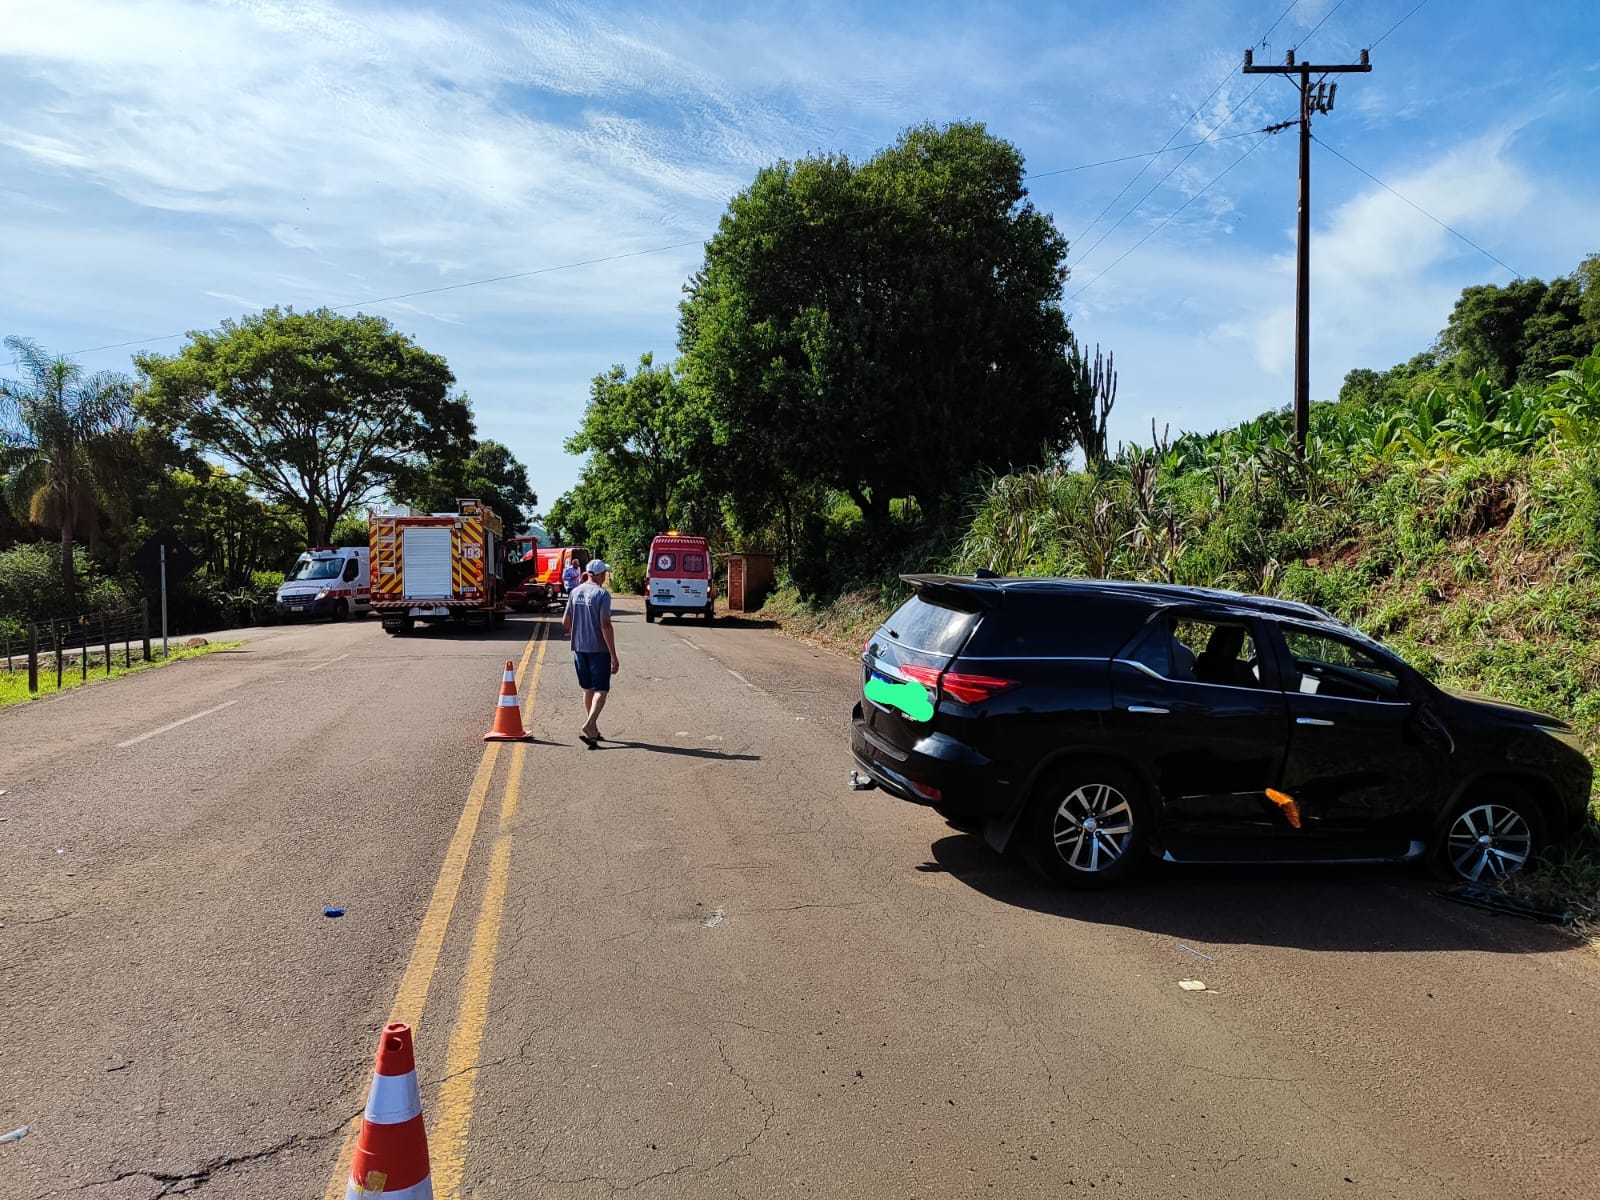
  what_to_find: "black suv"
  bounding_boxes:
[849,576,1592,888]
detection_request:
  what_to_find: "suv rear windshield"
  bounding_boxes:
[880,596,978,656]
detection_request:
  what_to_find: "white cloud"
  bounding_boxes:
[1,0,1595,505]
[1219,130,1532,377]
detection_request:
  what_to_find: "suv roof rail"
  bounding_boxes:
[901,573,1337,622]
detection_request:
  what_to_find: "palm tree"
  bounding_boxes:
[0,336,134,613]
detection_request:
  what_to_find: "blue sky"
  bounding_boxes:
[2,0,1596,512]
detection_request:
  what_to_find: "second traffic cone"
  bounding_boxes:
[347,1022,432,1199]
[483,660,534,742]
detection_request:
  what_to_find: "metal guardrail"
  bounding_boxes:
[2,603,152,694]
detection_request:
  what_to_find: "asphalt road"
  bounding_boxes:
[2,602,1597,1199]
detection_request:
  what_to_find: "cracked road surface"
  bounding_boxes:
[3,604,1598,1198]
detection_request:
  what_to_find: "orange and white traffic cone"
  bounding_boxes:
[483,660,534,742]
[347,1022,432,1199]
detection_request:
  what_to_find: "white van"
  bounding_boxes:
[276,547,371,620]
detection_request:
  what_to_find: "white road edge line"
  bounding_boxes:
[726,668,756,690]
[117,700,240,748]
[308,653,350,673]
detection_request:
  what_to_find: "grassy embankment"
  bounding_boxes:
[755,354,1600,928]
[0,641,242,709]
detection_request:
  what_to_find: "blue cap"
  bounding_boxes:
[586,559,610,575]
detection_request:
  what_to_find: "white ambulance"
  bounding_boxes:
[275,546,371,620]
[644,533,715,623]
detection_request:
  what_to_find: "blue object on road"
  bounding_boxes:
[323,906,345,918]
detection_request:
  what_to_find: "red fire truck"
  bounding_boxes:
[504,535,555,612]
[368,499,508,634]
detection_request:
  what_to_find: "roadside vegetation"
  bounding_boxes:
[0,639,242,709]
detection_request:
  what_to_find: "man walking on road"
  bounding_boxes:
[562,559,619,748]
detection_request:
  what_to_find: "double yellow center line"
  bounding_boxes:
[323,624,551,1200]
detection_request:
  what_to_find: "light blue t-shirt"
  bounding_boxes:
[567,581,612,653]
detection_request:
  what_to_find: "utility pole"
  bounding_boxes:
[1244,46,1371,454]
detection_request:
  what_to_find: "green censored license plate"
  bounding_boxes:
[865,672,934,723]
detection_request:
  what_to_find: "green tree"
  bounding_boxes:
[678,121,1085,531]
[152,466,301,584]
[1437,279,1549,386]
[0,336,135,612]
[136,307,474,545]
[1436,270,1593,387]
[550,353,723,572]
[391,438,538,533]
[566,355,704,533]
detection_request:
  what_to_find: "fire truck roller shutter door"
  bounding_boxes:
[402,526,453,598]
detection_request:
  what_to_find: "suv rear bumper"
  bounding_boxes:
[849,702,1004,815]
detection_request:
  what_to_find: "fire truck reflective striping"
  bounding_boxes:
[452,518,484,593]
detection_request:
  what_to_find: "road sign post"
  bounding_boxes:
[130,529,198,661]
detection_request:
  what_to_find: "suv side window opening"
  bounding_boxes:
[1277,625,1406,703]
[1124,614,1265,690]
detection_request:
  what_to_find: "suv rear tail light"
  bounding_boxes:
[898,664,1017,706]
[938,671,1018,705]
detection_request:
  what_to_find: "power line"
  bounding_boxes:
[1067,133,1273,303]
[1070,84,1284,269]
[1258,0,1304,50]
[1023,128,1261,180]
[1312,134,1522,278]
[1070,1,1308,249]
[1371,0,1431,49]
[1072,1,1368,276]
[1297,0,1351,49]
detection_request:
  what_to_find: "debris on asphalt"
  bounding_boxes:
[323,906,345,918]
[0,1125,28,1144]
[1435,885,1574,925]
[1179,944,1214,961]
[1178,979,1208,991]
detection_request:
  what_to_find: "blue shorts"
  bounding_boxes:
[574,650,612,692]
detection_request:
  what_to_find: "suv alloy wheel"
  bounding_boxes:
[1436,783,1546,884]
[1024,763,1151,888]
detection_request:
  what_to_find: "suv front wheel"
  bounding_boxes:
[1434,782,1546,884]
[1023,762,1151,889]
